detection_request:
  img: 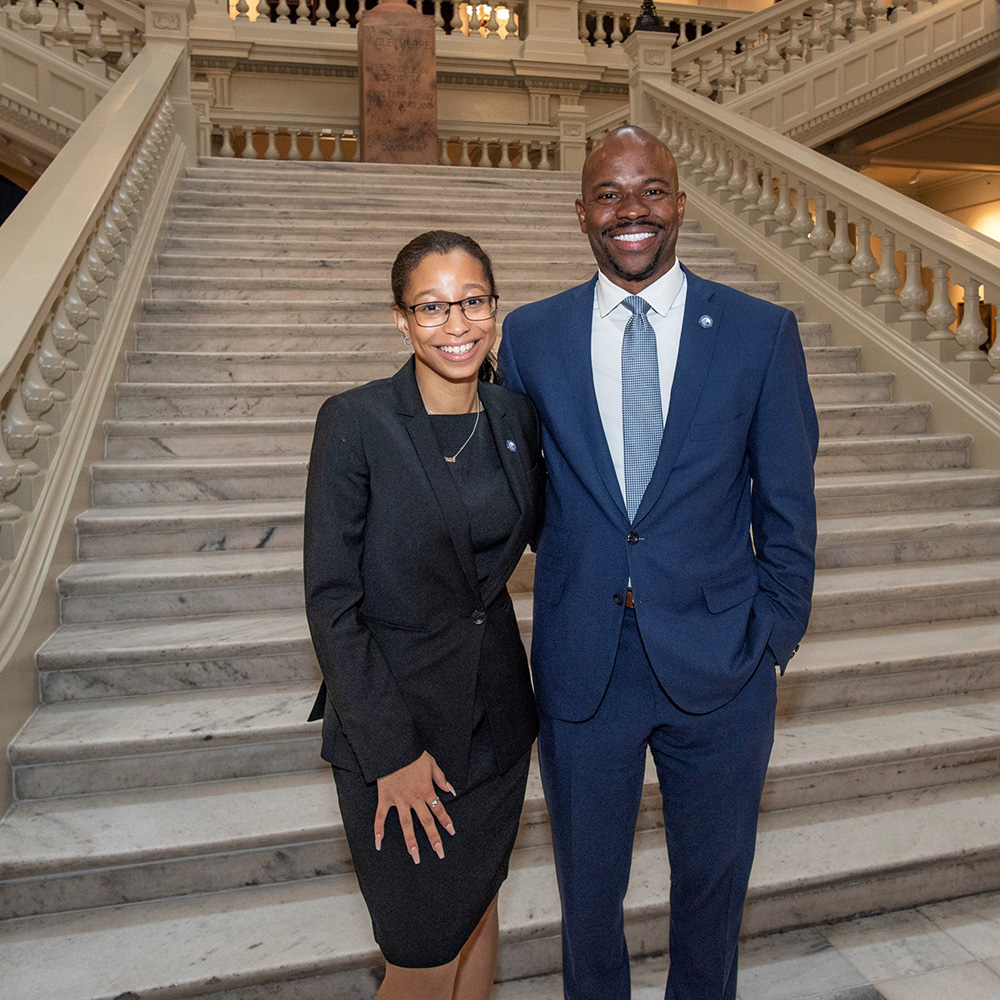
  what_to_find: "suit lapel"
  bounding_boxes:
[392,360,481,600]
[633,267,721,525]
[560,277,629,523]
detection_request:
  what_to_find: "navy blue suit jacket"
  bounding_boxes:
[499,267,819,721]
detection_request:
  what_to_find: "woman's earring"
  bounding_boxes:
[402,335,412,347]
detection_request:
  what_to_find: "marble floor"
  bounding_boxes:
[495,891,1000,1000]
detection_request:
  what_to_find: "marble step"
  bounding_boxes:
[132,319,830,354]
[165,218,589,239]
[27,612,1000,786]
[153,246,741,277]
[813,467,1000,515]
[6,687,1000,918]
[817,401,929,437]
[814,433,970,475]
[3,775,1000,1000]
[122,353,872,395]
[54,538,1000,630]
[145,276,782,302]
[158,230,723,256]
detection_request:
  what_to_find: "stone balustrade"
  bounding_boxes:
[578,1,739,50]
[0,39,186,581]
[1,0,145,72]
[213,120,360,161]
[668,0,915,101]
[438,126,557,169]
[645,81,1000,396]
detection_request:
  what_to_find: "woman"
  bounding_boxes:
[304,231,544,1000]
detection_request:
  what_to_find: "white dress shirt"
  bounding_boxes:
[591,260,687,503]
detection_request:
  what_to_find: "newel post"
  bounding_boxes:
[145,0,198,166]
[622,27,677,133]
[554,100,589,172]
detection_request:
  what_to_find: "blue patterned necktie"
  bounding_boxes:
[621,295,662,522]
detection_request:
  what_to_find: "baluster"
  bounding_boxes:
[727,151,747,204]
[677,125,693,165]
[693,58,713,98]
[263,128,279,159]
[713,141,733,194]
[37,327,78,392]
[241,127,257,158]
[808,193,833,259]
[309,132,324,160]
[433,0,444,31]
[805,7,827,59]
[355,1,365,26]
[459,139,473,167]
[499,139,512,169]
[897,246,928,324]
[518,140,532,169]
[3,390,50,478]
[439,137,451,166]
[717,47,737,102]
[667,116,682,152]
[870,0,889,29]
[317,0,331,26]
[18,0,43,27]
[850,217,877,288]
[657,109,670,145]
[757,162,777,220]
[828,204,854,273]
[51,0,72,48]
[741,35,762,92]
[539,142,552,171]
[688,131,706,178]
[741,154,762,210]
[701,139,718,187]
[275,0,291,23]
[790,181,813,245]
[848,0,868,34]
[0,435,24,541]
[486,5,500,37]
[218,126,235,158]
[873,230,901,303]
[287,130,302,160]
[579,7,589,42]
[506,4,519,38]
[118,28,136,69]
[925,262,956,340]
[332,133,344,162]
[22,355,68,426]
[829,0,849,47]
[235,0,250,19]
[785,17,805,68]
[84,12,107,63]
[257,0,272,19]
[954,279,987,360]
[610,13,624,45]
[763,27,782,79]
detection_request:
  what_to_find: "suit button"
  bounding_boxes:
[627,532,639,545]
[613,594,624,606]
[472,609,486,625]
[791,643,800,657]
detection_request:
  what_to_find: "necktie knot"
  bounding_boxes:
[624,295,652,318]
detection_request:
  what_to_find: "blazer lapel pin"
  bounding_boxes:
[699,315,714,329]
[506,439,517,452]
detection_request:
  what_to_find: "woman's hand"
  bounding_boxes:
[374,751,456,864]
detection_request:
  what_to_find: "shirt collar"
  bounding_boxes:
[596,259,685,320]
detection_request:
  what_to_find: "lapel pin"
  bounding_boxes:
[506,439,517,452]
[699,315,714,328]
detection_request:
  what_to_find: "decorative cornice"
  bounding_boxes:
[785,32,1000,145]
[438,72,524,90]
[582,81,629,96]
[191,56,359,78]
[0,96,73,149]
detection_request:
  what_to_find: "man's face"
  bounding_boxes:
[575,131,686,294]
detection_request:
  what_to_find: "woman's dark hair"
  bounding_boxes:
[391,231,501,384]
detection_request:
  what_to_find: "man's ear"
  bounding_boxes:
[575,198,587,233]
[677,191,687,223]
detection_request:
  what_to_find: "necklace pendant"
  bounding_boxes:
[444,456,456,463]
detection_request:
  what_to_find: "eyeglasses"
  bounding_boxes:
[405,295,499,328]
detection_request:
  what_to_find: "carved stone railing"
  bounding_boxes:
[641,77,1000,452]
[437,121,561,169]
[209,112,358,160]
[578,1,740,49]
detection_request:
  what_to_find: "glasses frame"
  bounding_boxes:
[404,294,500,328]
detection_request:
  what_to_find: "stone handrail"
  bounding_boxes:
[437,121,561,169]
[578,1,742,49]
[644,77,1000,419]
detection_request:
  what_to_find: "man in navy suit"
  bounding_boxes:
[498,126,819,999]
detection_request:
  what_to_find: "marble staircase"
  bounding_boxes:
[2,159,1000,1000]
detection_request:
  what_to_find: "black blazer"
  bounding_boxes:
[304,358,543,789]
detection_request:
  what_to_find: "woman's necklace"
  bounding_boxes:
[425,397,482,463]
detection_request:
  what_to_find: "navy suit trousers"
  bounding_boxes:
[537,609,777,1000]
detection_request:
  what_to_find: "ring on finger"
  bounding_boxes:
[429,799,439,808]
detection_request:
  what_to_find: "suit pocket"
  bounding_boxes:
[687,411,747,442]
[359,612,429,633]
[703,570,758,613]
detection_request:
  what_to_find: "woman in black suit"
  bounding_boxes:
[304,231,543,1000]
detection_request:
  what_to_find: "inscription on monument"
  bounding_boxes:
[359,1,438,165]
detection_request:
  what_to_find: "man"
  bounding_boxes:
[498,126,819,999]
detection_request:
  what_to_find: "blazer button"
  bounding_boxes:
[613,594,624,606]
[627,532,639,545]
[472,609,486,625]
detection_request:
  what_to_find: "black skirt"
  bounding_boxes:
[333,700,531,968]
